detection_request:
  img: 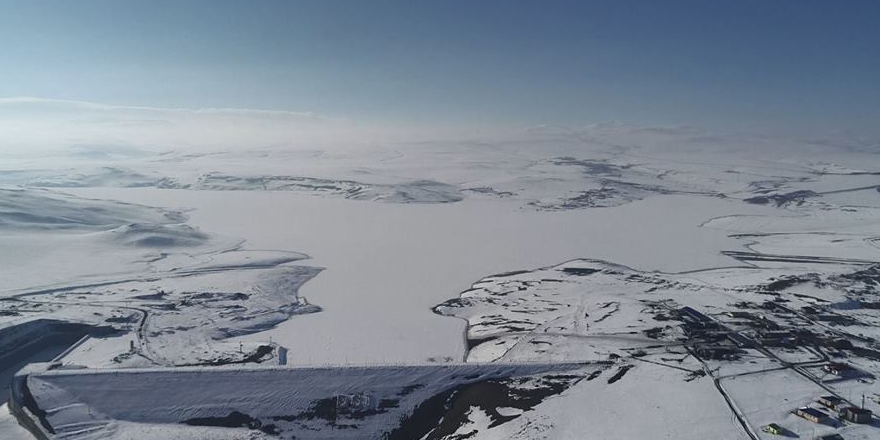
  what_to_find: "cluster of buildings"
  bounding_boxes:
[677,307,749,360]
[812,394,873,424]
[762,394,873,438]
[675,306,877,439]
[678,304,872,368]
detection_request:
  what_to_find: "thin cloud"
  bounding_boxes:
[0,96,353,152]
[0,96,324,120]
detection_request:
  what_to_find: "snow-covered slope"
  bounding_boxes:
[0,188,323,368]
[21,362,593,440]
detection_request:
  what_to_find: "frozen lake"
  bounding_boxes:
[69,188,769,363]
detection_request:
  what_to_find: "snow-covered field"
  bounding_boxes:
[2,134,880,439]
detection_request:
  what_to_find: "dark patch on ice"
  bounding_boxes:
[593,302,619,323]
[744,190,819,207]
[104,314,139,324]
[606,365,634,384]
[764,276,807,292]
[466,336,497,351]
[532,178,677,210]
[184,411,279,435]
[462,186,515,197]
[643,327,665,339]
[846,347,880,363]
[182,345,275,366]
[131,291,166,300]
[723,251,871,265]
[684,370,707,382]
[186,291,249,301]
[585,369,604,381]
[551,157,626,177]
[562,267,599,276]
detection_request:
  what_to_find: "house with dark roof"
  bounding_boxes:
[818,395,844,410]
[795,407,828,423]
[840,406,872,424]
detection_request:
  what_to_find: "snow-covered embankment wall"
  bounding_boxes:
[22,362,592,439]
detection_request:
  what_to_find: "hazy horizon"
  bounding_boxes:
[2,0,879,152]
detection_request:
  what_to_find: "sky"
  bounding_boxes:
[1,0,879,150]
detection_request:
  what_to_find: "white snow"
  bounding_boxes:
[2,138,880,439]
[0,404,35,440]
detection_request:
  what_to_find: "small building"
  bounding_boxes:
[695,345,740,360]
[680,306,714,326]
[824,338,854,350]
[726,311,753,319]
[795,407,828,423]
[840,406,872,424]
[277,346,288,365]
[758,329,796,347]
[759,330,792,339]
[761,423,784,435]
[755,315,781,330]
[816,314,855,324]
[818,395,844,410]
[819,434,844,440]
[727,332,755,348]
[761,336,797,347]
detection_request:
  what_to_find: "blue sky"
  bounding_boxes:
[1,0,879,146]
